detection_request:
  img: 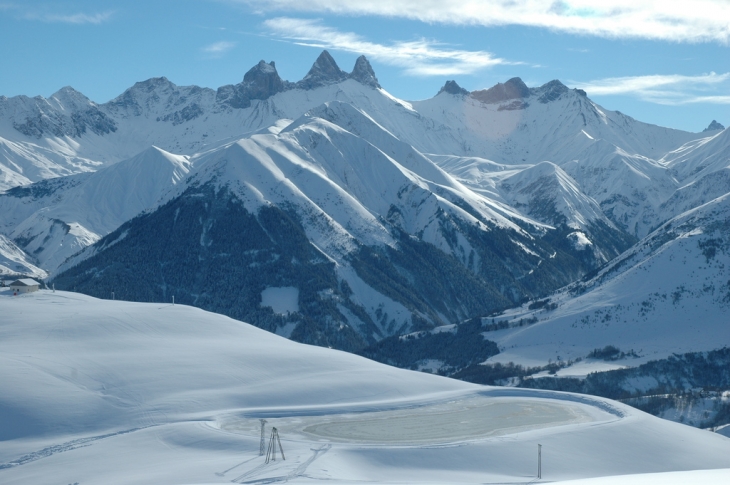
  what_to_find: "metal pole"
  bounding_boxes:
[259,419,267,455]
[112,291,115,300]
[265,428,284,463]
[276,429,285,461]
[538,443,542,479]
[172,295,175,306]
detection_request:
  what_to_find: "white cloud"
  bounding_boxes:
[29,11,114,24]
[573,72,730,105]
[202,41,237,57]
[237,0,730,44]
[680,96,730,105]
[263,17,512,76]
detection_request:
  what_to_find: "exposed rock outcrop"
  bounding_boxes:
[438,80,469,96]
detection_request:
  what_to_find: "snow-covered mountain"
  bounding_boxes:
[0,146,190,272]
[0,234,46,278]
[414,77,701,164]
[0,49,727,360]
[2,51,723,252]
[469,188,730,376]
[0,52,400,190]
[53,102,629,350]
[0,50,723,352]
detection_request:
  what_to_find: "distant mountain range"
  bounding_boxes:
[1,51,728,394]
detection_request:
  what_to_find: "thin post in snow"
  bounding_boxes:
[259,419,267,455]
[538,443,542,479]
[172,295,175,306]
[112,291,115,301]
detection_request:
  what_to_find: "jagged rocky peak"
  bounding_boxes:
[130,77,176,93]
[471,77,530,104]
[350,55,380,88]
[217,52,380,109]
[106,77,177,115]
[11,84,116,138]
[298,50,348,90]
[438,80,469,96]
[532,79,569,104]
[50,86,93,106]
[242,60,286,100]
[704,120,726,132]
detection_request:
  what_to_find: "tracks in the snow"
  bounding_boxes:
[0,426,155,470]
[230,444,332,484]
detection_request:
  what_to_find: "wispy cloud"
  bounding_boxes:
[24,10,114,24]
[573,72,730,105]
[202,41,237,57]
[263,17,513,76]
[236,0,730,44]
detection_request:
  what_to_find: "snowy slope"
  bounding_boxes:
[498,161,633,263]
[484,191,730,370]
[559,140,679,237]
[663,127,730,182]
[0,146,190,273]
[413,80,701,164]
[645,128,730,229]
[499,161,607,228]
[658,167,730,228]
[1,290,729,485]
[0,234,46,278]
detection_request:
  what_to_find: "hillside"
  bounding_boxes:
[486,191,730,367]
[1,290,729,484]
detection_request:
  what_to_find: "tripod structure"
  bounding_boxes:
[265,427,285,464]
[259,419,267,455]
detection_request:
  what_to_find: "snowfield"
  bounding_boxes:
[1,289,729,484]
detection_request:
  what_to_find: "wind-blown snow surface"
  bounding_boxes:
[1,290,729,485]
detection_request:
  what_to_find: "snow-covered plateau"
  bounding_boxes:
[0,290,728,485]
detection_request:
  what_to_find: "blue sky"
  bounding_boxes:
[0,0,728,132]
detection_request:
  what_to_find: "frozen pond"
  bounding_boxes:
[221,395,607,445]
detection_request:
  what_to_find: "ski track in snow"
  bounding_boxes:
[231,444,331,484]
[0,425,155,470]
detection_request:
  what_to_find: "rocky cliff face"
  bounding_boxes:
[350,55,381,89]
[438,80,469,96]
